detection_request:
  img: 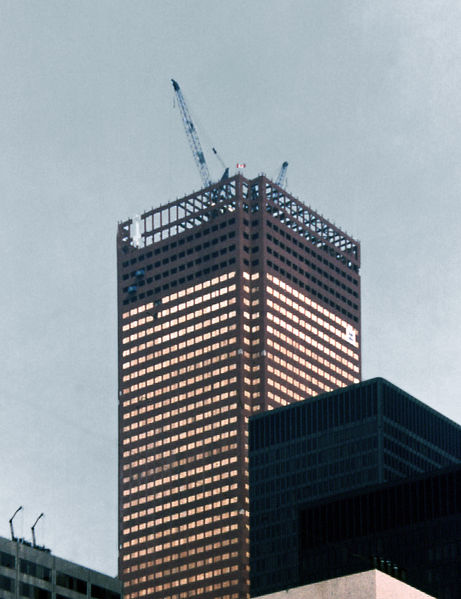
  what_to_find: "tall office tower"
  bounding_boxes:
[117,174,361,599]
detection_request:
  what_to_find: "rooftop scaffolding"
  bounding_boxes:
[118,175,360,268]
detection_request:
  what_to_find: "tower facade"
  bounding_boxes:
[117,175,361,599]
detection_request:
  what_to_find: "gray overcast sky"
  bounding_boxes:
[0,0,460,577]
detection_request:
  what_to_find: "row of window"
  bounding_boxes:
[268,243,359,304]
[122,348,236,384]
[383,421,456,465]
[122,549,237,575]
[122,329,236,375]
[126,563,240,591]
[122,231,236,279]
[266,214,359,274]
[122,455,238,497]
[124,496,240,536]
[123,291,236,335]
[121,531,239,563]
[126,590,240,599]
[0,576,117,599]
[382,386,461,456]
[122,338,236,375]
[123,395,236,439]
[123,483,240,527]
[251,469,377,516]
[122,424,237,472]
[268,339,357,386]
[252,434,377,468]
[121,218,237,269]
[267,259,358,322]
[0,559,87,595]
[269,343,354,389]
[267,274,358,341]
[122,441,237,482]
[125,580,240,599]
[122,272,236,320]
[122,304,236,346]
[123,400,237,435]
[121,327,235,367]
[267,231,358,293]
[267,363,322,398]
[122,364,237,411]
[122,411,238,448]
[122,386,237,444]
[252,453,377,495]
[122,259,236,305]
[123,510,240,548]
[123,243,236,294]
[267,321,357,372]
[250,383,379,451]
[266,389,303,407]
[383,437,449,473]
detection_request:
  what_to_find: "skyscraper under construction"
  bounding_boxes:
[117,174,361,599]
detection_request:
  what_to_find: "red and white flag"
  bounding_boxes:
[236,163,246,168]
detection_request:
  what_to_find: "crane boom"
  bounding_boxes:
[171,79,212,188]
[276,161,289,188]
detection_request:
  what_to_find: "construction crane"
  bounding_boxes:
[212,147,229,181]
[275,161,289,188]
[171,79,212,188]
[171,79,228,187]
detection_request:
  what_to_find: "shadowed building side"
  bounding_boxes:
[249,378,461,596]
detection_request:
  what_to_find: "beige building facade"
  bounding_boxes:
[253,570,434,599]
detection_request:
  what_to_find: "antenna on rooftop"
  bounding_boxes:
[31,513,44,547]
[9,506,23,541]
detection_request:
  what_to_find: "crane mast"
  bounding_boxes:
[171,79,212,188]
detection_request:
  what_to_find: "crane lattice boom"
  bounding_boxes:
[171,79,212,188]
[276,161,289,188]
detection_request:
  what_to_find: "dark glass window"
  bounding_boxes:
[0,551,15,568]
[56,573,87,595]
[91,584,120,599]
[0,574,14,592]
[20,560,51,582]
[20,583,51,599]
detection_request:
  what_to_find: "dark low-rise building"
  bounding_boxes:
[299,464,461,599]
[249,378,461,596]
[0,536,121,599]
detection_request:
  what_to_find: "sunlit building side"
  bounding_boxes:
[117,174,361,599]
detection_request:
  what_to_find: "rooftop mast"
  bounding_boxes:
[9,506,22,540]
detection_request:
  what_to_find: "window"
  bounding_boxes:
[20,560,51,582]
[0,575,14,592]
[20,583,51,599]
[56,573,87,595]
[91,585,121,599]
[0,551,14,568]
